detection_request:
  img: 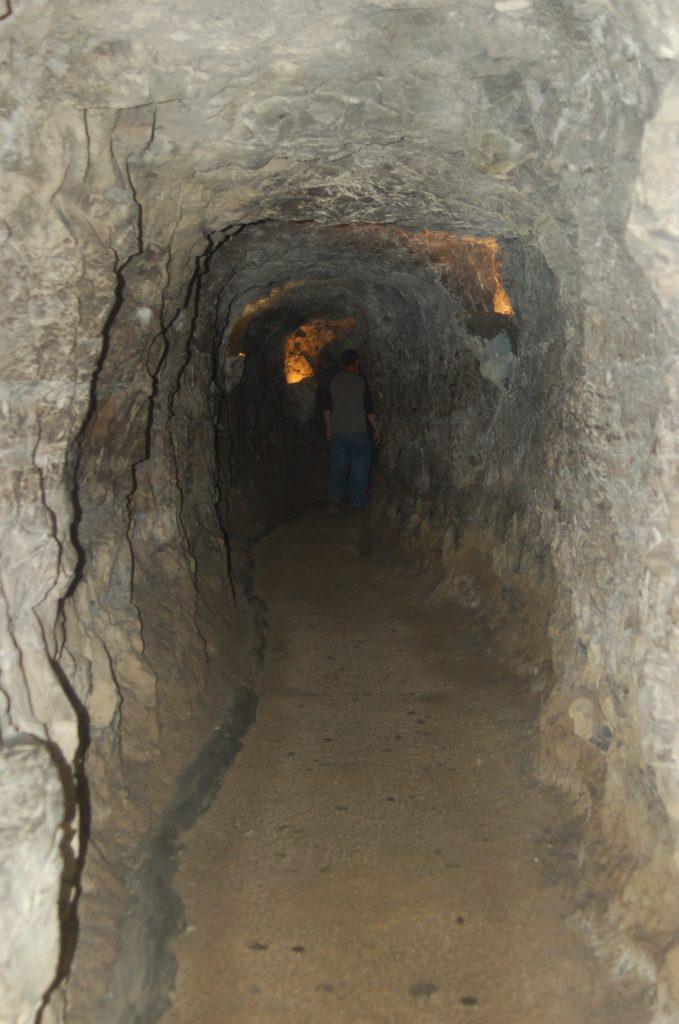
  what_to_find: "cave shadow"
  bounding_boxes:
[38,658,91,1021]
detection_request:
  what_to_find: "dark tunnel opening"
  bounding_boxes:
[210,221,556,561]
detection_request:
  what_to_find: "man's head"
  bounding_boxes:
[341,349,360,370]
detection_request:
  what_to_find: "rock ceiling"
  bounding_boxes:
[30,0,662,256]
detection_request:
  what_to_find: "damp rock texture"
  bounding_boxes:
[1,0,679,1022]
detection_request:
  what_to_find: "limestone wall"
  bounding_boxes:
[625,70,679,1013]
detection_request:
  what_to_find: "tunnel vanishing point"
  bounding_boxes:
[2,1,679,1021]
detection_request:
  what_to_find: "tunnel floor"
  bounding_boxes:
[160,509,649,1024]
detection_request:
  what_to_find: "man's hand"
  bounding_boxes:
[367,414,380,445]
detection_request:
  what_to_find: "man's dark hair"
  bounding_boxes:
[341,349,360,368]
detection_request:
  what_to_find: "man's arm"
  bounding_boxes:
[363,382,380,444]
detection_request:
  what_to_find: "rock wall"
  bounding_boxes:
[2,0,679,1021]
[364,223,678,991]
[625,71,679,1014]
[59,241,252,1022]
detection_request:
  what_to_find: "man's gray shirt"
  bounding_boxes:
[324,371,374,434]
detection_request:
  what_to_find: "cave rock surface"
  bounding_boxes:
[2,0,679,1022]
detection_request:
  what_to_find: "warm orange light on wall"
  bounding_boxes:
[285,349,314,384]
[493,282,513,315]
[284,317,356,384]
[398,228,514,316]
[471,236,513,315]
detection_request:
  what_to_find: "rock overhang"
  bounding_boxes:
[39,0,658,277]
[209,223,523,367]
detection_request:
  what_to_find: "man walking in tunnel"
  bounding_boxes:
[322,349,381,511]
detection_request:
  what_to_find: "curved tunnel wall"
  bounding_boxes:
[1,1,679,1021]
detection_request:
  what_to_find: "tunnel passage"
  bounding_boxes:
[59,214,668,1023]
[208,222,552,550]
[14,213,679,1024]
[3,1,679,1022]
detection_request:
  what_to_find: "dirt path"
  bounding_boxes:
[160,509,649,1024]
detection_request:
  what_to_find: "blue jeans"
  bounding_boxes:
[329,432,373,508]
